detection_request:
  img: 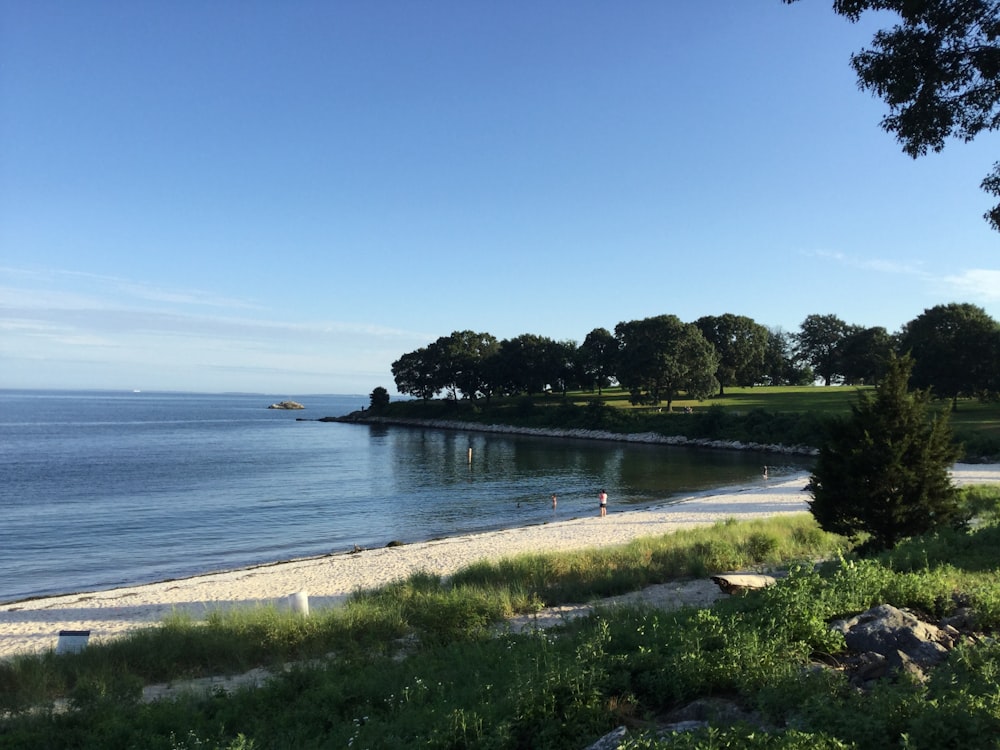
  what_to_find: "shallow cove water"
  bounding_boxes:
[0,390,812,602]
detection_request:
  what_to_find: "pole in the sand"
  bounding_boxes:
[290,591,309,616]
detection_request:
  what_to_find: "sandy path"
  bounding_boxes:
[3,464,997,659]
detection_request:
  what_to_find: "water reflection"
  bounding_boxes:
[361,425,813,545]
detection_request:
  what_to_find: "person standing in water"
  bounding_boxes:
[598,489,607,517]
[551,493,558,510]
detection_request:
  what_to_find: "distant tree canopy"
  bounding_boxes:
[368,386,390,412]
[784,0,1000,231]
[614,315,719,410]
[389,331,498,402]
[695,314,769,396]
[578,327,617,394]
[807,354,962,551]
[762,327,814,386]
[388,304,999,409]
[795,314,851,386]
[494,334,567,397]
[838,325,895,385]
[899,302,1000,408]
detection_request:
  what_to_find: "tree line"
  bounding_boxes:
[390,303,1000,410]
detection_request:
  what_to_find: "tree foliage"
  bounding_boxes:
[614,315,719,410]
[899,302,1000,408]
[695,314,769,395]
[807,354,961,551]
[838,325,895,385]
[762,327,814,385]
[785,0,1000,230]
[391,347,440,400]
[795,313,850,385]
[578,327,617,394]
[391,331,499,401]
[494,334,565,396]
[368,386,390,412]
[438,330,499,402]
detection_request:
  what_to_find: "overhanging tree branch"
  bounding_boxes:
[785,0,1000,231]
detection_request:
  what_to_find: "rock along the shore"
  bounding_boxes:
[326,412,818,456]
[267,400,305,410]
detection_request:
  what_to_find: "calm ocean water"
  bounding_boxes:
[0,390,812,602]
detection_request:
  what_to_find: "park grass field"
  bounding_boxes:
[573,385,867,414]
[382,385,1000,459]
[558,385,1000,446]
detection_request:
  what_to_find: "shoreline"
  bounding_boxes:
[325,414,820,456]
[2,464,998,659]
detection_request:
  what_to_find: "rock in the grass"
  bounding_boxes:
[831,604,953,670]
[709,574,777,595]
[583,726,628,750]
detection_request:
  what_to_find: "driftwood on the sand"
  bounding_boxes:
[709,574,777,595]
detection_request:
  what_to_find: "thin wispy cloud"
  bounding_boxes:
[0,266,427,342]
[807,250,930,278]
[941,269,1000,302]
[0,267,264,311]
[0,265,432,392]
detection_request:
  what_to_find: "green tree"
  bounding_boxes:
[795,313,850,385]
[614,315,719,410]
[550,339,582,395]
[762,327,813,385]
[391,331,499,401]
[368,386,390,412]
[838,325,895,385]
[899,302,1000,409]
[807,354,961,551]
[391,347,441,400]
[437,330,500,402]
[578,327,617,394]
[784,0,1000,230]
[695,314,769,395]
[495,334,564,396]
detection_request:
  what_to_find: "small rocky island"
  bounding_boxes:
[267,400,305,410]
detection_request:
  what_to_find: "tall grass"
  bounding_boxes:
[2,503,999,749]
[450,514,844,604]
[0,513,841,716]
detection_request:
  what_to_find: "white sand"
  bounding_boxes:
[3,463,998,659]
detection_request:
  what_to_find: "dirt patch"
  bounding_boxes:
[141,579,725,703]
[504,579,725,634]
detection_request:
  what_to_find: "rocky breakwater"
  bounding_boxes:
[327,413,818,456]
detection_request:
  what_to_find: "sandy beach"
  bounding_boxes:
[3,464,998,659]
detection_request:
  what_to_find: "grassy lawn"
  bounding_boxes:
[384,385,1000,459]
[581,385,869,414]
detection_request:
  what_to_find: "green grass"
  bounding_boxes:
[3,487,999,748]
[592,385,870,415]
[375,385,1000,460]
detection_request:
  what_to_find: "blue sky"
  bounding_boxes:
[2,1,997,396]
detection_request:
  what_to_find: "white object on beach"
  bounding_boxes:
[289,590,309,616]
[710,574,777,595]
[56,629,90,654]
